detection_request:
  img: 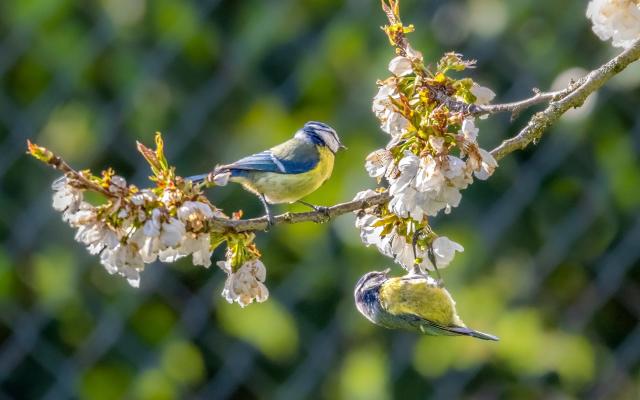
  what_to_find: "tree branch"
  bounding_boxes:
[208,192,390,233]
[26,140,116,198]
[490,38,640,160]
[31,39,640,234]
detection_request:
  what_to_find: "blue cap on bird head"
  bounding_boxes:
[296,121,345,153]
[354,269,390,296]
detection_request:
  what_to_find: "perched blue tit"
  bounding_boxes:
[188,121,345,223]
[354,270,499,341]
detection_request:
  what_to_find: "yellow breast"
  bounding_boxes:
[231,146,335,204]
[379,277,464,327]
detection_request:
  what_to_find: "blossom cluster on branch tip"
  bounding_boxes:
[52,175,219,286]
[354,190,464,273]
[370,53,497,217]
[587,0,640,49]
[218,256,268,307]
[30,135,271,306]
[354,5,495,275]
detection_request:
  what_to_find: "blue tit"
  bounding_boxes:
[188,121,345,224]
[354,269,499,341]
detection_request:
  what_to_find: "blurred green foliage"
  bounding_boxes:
[1,0,639,398]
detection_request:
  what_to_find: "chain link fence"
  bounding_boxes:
[1,0,639,398]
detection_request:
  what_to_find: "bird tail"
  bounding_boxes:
[446,326,499,341]
[186,173,210,184]
[186,166,231,185]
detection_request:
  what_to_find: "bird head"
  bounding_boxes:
[353,269,390,323]
[295,121,346,153]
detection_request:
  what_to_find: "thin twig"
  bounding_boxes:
[475,88,570,120]
[490,38,640,161]
[44,152,116,198]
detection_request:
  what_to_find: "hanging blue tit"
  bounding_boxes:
[188,121,345,224]
[354,269,499,341]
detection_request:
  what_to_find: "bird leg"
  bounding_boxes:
[259,193,276,229]
[297,200,331,220]
[411,230,423,276]
[426,244,444,287]
[413,228,444,286]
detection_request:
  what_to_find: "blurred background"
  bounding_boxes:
[1,0,640,398]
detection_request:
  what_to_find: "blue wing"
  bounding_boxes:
[223,139,320,174]
[186,138,321,183]
[224,151,287,173]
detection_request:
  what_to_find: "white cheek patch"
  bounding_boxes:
[318,130,341,153]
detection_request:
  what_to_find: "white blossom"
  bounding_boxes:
[148,209,185,247]
[430,236,464,268]
[354,213,464,272]
[131,190,156,206]
[353,191,387,250]
[460,118,479,143]
[138,208,186,262]
[372,83,410,136]
[587,0,640,49]
[108,175,128,194]
[414,156,444,193]
[428,136,445,154]
[389,152,419,195]
[444,156,473,189]
[389,186,426,221]
[159,233,212,268]
[386,152,473,218]
[470,83,496,105]
[51,177,82,214]
[389,232,416,268]
[388,56,413,76]
[100,243,144,288]
[177,201,214,223]
[134,228,159,263]
[76,221,119,255]
[185,234,213,267]
[353,189,379,202]
[354,214,399,263]
[160,218,185,247]
[160,189,181,206]
[66,203,96,227]
[407,235,465,273]
[383,111,410,137]
[355,214,385,248]
[218,258,269,307]
[365,149,393,178]
[65,203,120,255]
[473,148,498,180]
[354,214,410,268]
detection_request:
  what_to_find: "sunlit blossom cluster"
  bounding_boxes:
[52,176,219,287]
[586,0,640,49]
[369,60,497,218]
[355,16,497,274]
[36,135,271,307]
[354,190,464,273]
[218,256,269,307]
